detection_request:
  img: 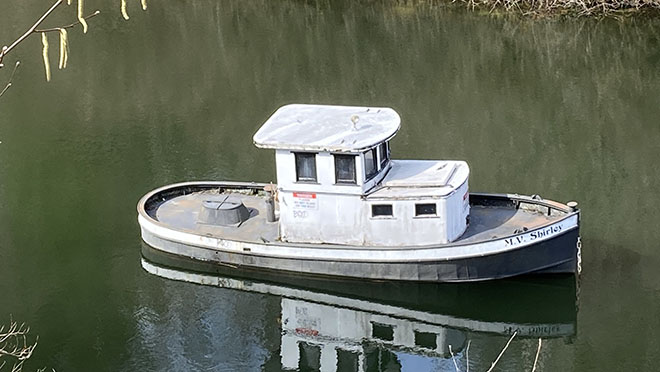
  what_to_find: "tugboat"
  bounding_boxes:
[137,104,581,282]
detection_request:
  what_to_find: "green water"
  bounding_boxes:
[1,0,659,370]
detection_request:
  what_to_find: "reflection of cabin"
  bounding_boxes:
[279,298,466,372]
[253,104,470,246]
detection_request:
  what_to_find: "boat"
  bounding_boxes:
[140,247,577,371]
[137,104,581,282]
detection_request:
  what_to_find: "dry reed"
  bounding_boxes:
[459,0,660,16]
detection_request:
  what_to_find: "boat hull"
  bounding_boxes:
[138,183,580,283]
[140,225,578,282]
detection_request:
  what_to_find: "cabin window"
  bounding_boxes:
[372,204,393,217]
[295,152,317,182]
[414,331,437,350]
[371,322,394,341]
[364,148,378,180]
[415,203,437,216]
[378,142,389,168]
[336,349,359,371]
[298,342,321,371]
[334,154,356,184]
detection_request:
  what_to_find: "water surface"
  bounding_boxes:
[1,0,659,370]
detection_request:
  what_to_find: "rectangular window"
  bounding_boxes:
[295,152,317,182]
[298,342,321,371]
[415,203,437,216]
[364,148,378,180]
[378,142,389,168]
[372,204,393,217]
[334,154,356,184]
[414,331,437,350]
[336,349,359,371]
[371,322,394,341]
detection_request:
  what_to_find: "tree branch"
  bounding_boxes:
[531,338,542,372]
[0,61,21,98]
[35,10,101,33]
[0,0,63,68]
[486,331,517,372]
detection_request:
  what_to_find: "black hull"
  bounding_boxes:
[141,226,579,283]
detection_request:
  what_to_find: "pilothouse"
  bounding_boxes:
[253,104,470,246]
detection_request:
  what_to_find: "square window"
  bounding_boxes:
[372,204,393,217]
[334,154,356,184]
[295,153,317,182]
[415,203,436,216]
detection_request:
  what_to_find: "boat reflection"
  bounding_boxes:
[141,245,577,371]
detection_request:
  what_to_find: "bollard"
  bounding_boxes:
[264,183,277,223]
[266,195,276,222]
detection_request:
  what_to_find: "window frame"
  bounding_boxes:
[378,142,389,169]
[294,152,318,183]
[334,154,357,185]
[371,322,395,341]
[364,147,378,181]
[415,203,437,217]
[371,204,393,218]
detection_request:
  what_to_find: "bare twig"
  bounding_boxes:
[0,0,99,69]
[466,340,471,372]
[0,0,63,68]
[0,319,39,372]
[486,331,517,372]
[35,11,101,33]
[531,338,542,372]
[460,0,660,16]
[448,344,462,372]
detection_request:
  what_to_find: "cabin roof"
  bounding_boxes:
[367,160,470,199]
[253,104,401,152]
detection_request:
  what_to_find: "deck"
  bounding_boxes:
[152,188,562,248]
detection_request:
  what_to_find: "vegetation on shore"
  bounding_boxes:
[387,0,660,16]
[0,319,41,372]
[457,0,660,17]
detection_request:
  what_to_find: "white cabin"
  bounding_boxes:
[253,104,470,246]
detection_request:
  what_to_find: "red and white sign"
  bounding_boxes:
[293,192,318,210]
[293,192,316,199]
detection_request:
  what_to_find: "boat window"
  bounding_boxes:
[336,349,359,371]
[415,203,437,216]
[414,331,437,350]
[378,142,389,168]
[372,204,393,217]
[295,152,317,182]
[364,147,378,180]
[298,342,321,370]
[371,322,394,341]
[334,154,356,184]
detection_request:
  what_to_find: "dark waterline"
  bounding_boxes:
[1,0,659,370]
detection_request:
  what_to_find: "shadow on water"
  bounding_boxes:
[141,244,577,371]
